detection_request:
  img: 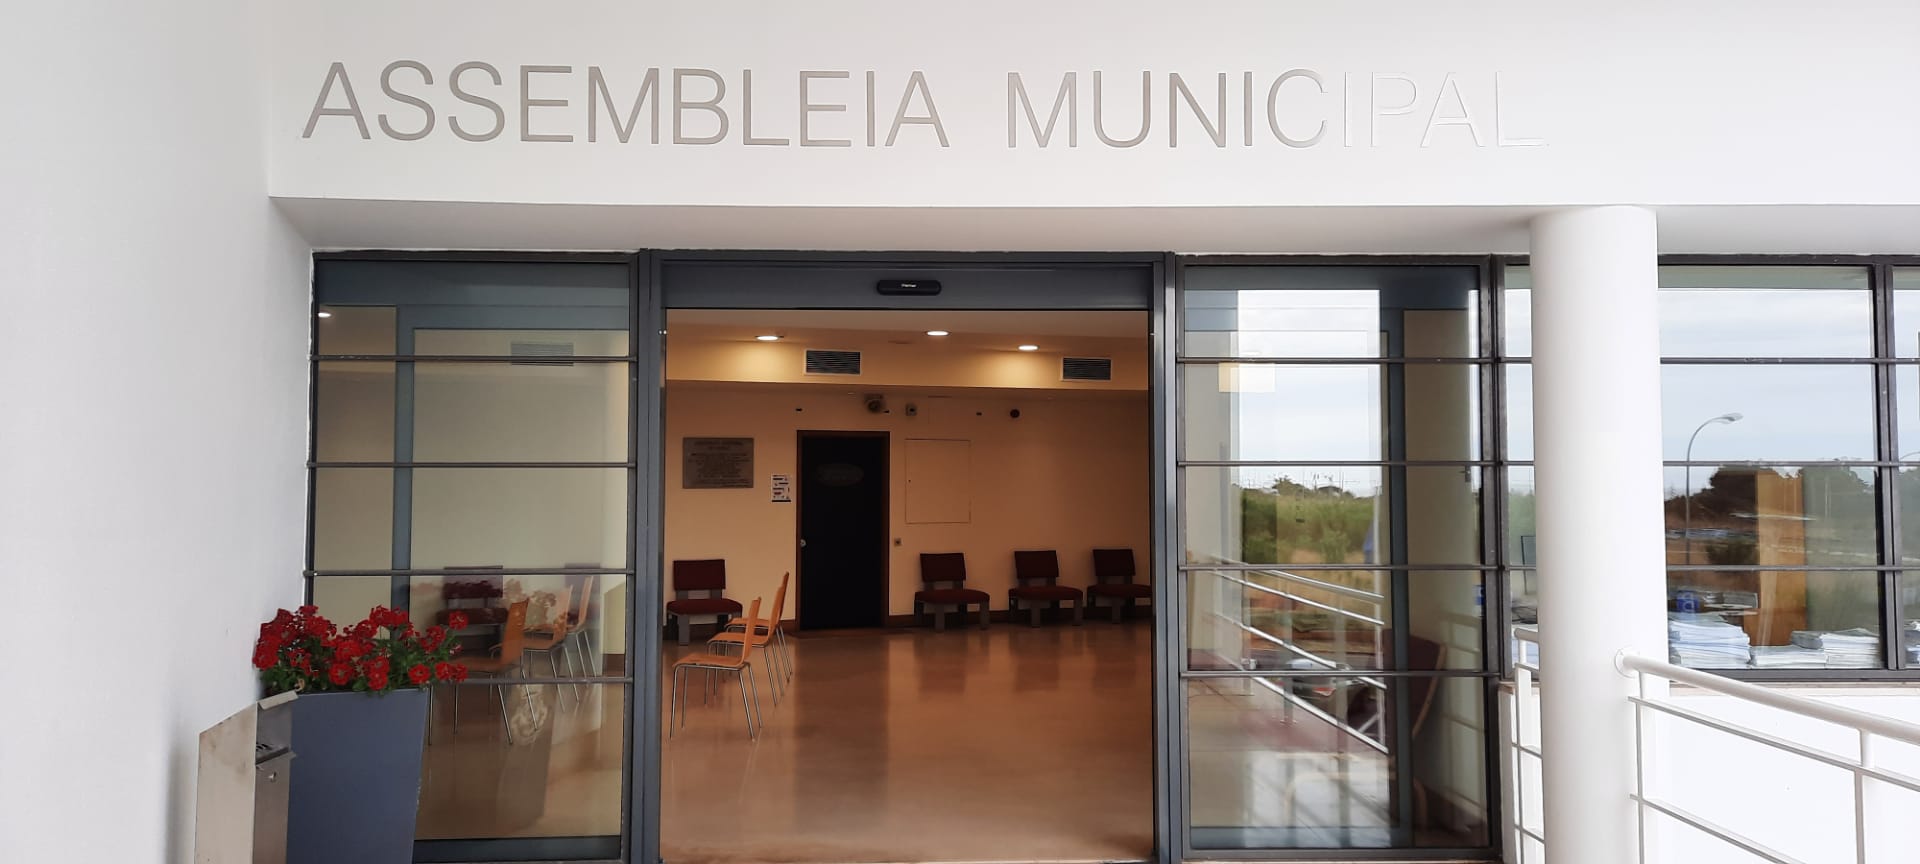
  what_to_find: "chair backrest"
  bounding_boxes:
[497,599,531,664]
[1013,550,1060,585]
[770,572,790,625]
[1092,548,1136,584]
[546,582,574,638]
[739,598,763,658]
[672,559,727,593]
[919,553,968,586]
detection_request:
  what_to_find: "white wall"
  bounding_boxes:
[0,3,312,863]
[268,1,1920,210]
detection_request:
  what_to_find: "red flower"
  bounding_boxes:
[445,611,470,631]
[423,625,447,650]
[297,604,318,617]
[328,661,354,686]
[303,615,332,638]
[367,670,389,691]
[409,664,431,685]
[369,656,390,674]
[252,645,277,669]
[450,665,469,683]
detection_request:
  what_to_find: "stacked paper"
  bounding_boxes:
[1792,628,1880,669]
[1750,645,1827,669]
[1669,614,1752,668]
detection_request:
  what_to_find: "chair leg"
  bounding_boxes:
[1073,599,1084,626]
[547,650,569,712]
[677,615,691,646]
[1030,601,1041,628]
[496,683,514,744]
[738,668,758,740]
[670,666,682,736]
[980,603,991,630]
[776,628,794,680]
[452,683,461,735]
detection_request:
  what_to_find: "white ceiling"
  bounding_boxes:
[282,199,1920,255]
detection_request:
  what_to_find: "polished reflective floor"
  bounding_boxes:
[661,620,1154,864]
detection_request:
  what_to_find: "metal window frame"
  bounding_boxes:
[1169,254,1504,862]
[1495,254,1920,681]
[306,251,647,864]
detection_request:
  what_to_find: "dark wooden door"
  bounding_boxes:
[797,432,889,629]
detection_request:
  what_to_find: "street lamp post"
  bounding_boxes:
[1683,412,1744,564]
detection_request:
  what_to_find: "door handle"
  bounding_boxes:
[799,539,807,548]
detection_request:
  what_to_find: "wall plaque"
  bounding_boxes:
[682,438,754,489]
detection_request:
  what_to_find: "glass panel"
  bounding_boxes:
[316,362,396,462]
[313,468,393,570]
[1182,365,1483,462]
[413,362,630,462]
[1666,571,1882,669]
[1661,365,1876,461]
[1183,466,1481,567]
[1503,364,1533,462]
[1181,265,1481,359]
[411,468,629,569]
[314,260,632,356]
[1663,465,1878,568]
[1506,467,1537,566]
[1657,266,1871,358]
[418,682,627,843]
[312,575,396,625]
[1501,266,1532,359]
[317,305,397,355]
[1900,468,1920,567]
[1889,368,1920,461]
[1187,676,1489,849]
[1509,569,1539,664]
[1408,570,1487,671]
[1883,267,1920,357]
[1902,574,1920,668]
[1185,569,1390,672]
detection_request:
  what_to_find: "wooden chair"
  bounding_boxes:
[709,572,790,703]
[914,553,990,631]
[671,597,765,739]
[523,581,580,710]
[1008,550,1083,627]
[454,599,531,743]
[666,559,742,646]
[1086,548,1150,623]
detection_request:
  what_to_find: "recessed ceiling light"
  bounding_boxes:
[926,330,949,337]
[316,310,333,318]
[1017,344,1039,352]
[756,334,781,342]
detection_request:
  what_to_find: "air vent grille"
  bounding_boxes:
[805,349,862,376]
[1062,356,1113,382]
[511,341,575,366]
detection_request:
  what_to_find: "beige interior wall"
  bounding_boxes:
[667,328,1146,393]
[665,385,1151,621]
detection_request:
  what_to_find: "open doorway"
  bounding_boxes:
[658,307,1154,863]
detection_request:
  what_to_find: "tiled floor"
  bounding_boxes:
[661,620,1156,864]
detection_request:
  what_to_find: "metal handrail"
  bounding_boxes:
[1209,609,1389,691]
[1211,571,1387,627]
[1619,652,1920,747]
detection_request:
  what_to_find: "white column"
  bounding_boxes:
[1529,206,1668,864]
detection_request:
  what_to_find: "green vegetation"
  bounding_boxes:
[1238,478,1376,565]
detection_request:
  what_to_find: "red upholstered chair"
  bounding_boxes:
[915,553,990,631]
[1086,548,1150,623]
[1008,550,1083,627]
[666,559,742,645]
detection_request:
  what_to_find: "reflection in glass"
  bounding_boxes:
[1665,572,1881,670]
[1183,365,1483,463]
[1882,268,1920,358]
[411,469,629,570]
[413,362,630,462]
[1662,465,1877,568]
[1661,366,1875,461]
[1656,266,1870,358]
[1890,368,1920,461]
[417,682,626,843]
[313,469,393,571]
[1185,569,1389,672]
[1503,365,1533,462]
[317,305,397,355]
[1902,575,1920,668]
[1187,676,1488,849]
[1182,266,1481,359]
[1183,467,1482,568]
[1501,273,1532,358]
[1505,467,1537,566]
[316,362,396,462]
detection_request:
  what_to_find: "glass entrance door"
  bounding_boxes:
[1175,261,1500,857]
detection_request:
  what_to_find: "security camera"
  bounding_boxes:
[1009,408,1021,419]
[905,403,919,417]
[865,395,886,414]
